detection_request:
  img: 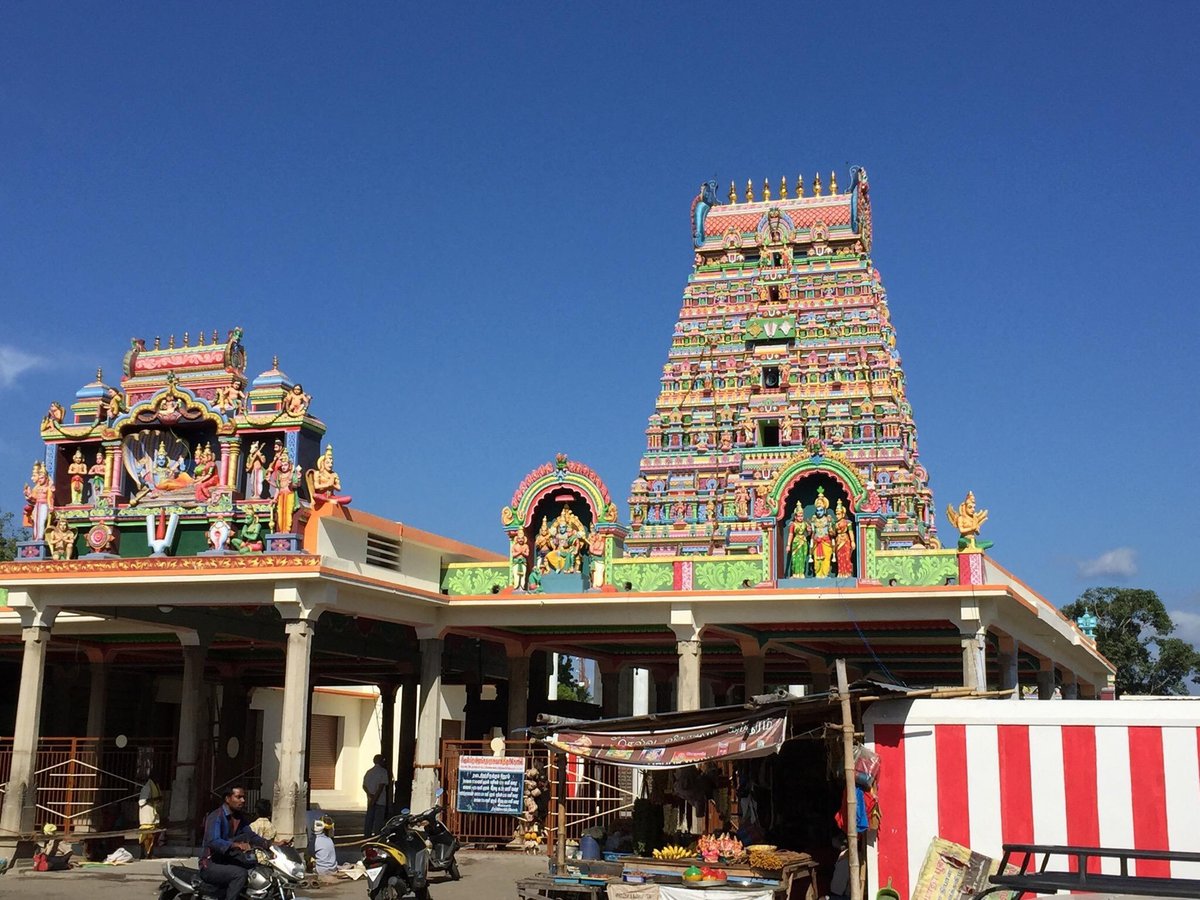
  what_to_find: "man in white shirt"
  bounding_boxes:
[362,754,391,836]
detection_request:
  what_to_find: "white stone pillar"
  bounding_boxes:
[273,617,317,843]
[961,627,987,692]
[86,658,109,737]
[506,653,529,736]
[0,611,55,855]
[411,636,444,810]
[676,641,702,711]
[168,638,207,833]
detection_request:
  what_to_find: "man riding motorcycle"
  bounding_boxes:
[199,785,280,900]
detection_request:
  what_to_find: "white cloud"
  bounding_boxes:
[0,345,48,389]
[1170,609,1200,648]
[1077,546,1138,579]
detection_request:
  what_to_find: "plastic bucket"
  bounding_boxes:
[876,877,901,900]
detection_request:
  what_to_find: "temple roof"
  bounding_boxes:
[702,193,853,239]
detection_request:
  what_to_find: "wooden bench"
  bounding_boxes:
[973,843,1200,899]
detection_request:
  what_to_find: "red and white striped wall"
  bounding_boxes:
[864,699,1200,898]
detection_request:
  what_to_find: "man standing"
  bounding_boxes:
[200,785,273,900]
[362,754,391,837]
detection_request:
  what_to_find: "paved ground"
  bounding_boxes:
[1,848,549,900]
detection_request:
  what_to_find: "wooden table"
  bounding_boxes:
[617,856,818,900]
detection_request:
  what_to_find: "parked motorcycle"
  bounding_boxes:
[363,788,461,900]
[158,844,306,900]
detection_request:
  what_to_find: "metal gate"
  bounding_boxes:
[441,739,550,844]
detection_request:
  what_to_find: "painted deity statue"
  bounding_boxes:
[310,445,351,506]
[269,449,301,533]
[788,513,810,578]
[510,530,530,589]
[45,514,75,561]
[833,499,856,577]
[244,441,267,499]
[206,516,232,553]
[67,449,88,505]
[946,491,989,550]
[587,530,607,589]
[534,517,553,572]
[548,506,586,573]
[231,513,264,553]
[808,488,835,578]
[733,483,750,520]
[87,451,106,503]
[192,443,221,502]
[22,461,54,541]
[284,384,311,417]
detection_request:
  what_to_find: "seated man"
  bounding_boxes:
[312,818,338,875]
[199,785,273,900]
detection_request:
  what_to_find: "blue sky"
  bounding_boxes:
[2,3,1197,632]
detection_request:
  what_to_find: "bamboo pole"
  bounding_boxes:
[556,751,567,873]
[836,659,862,900]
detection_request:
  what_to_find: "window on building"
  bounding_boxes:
[759,422,780,447]
[309,714,341,791]
[762,366,781,389]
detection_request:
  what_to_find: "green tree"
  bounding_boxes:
[0,509,24,561]
[556,655,593,703]
[1061,587,1200,696]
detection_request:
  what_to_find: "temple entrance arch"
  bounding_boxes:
[770,452,868,582]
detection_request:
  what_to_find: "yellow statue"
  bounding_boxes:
[808,488,835,577]
[946,491,989,551]
[46,514,75,561]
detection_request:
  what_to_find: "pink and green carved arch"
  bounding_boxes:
[505,456,616,531]
[768,454,868,513]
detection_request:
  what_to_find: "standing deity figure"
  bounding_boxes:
[88,451,107,503]
[753,486,771,518]
[741,415,756,446]
[587,530,607,589]
[510,531,530,589]
[244,441,267,499]
[284,383,311,417]
[46,514,76,561]
[808,488,835,577]
[67,449,88,504]
[310,445,351,506]
[534,517,553,573]
[734,483,750,520]
[946,491,989,550]
[787,514,810,578]
[23,461,54,541]
[269,449,301,533]
[780,415,794,445]
[833,499,856,577]
[193,444,221,502]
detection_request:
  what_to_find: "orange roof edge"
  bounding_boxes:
[305,503,503,562]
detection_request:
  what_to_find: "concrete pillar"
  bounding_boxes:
[961,628,987,692]
[1062,675,1079,700]
[1037,663,1056,700]
[654,673,673,714]
[86,658,109,738]
[411,637,444,811]
[600,667,621,718]
[617,667,634,717]
[379,682,397,776]
[743,650,765,699]
[996,634,1020,699]
[168,640,207,834]
[1079,681,1098,700]
[396,676,417,810]
[809,660,831,693]
[506,654,529,735]
[676,641,702,711]
[0,619,54,855]
[272,618,317,843]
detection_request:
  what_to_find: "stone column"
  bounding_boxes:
[379,682,397,777]
[273,618,318,843]
[600,665,621,719]
[996,634,1020,699]
[961,627,987,692]
[168,638,207,834]
[809,659,831,693]
[411,637,444,811]
[1037,662,1056,700]
[0,609,56,856]
[676,641,702,711]
[742,647,765,699]
[1062,673,1079,700]
[397,676,418,810]
[86,657,109,738]
[216,677,250,788]
[506,654,529,736]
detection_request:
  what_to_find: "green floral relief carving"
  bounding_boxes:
[441,564,507,595]
[693,558,765,591]
[611,561,673,592]
[871,553,957,586]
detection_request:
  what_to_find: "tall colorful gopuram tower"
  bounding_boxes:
[625,169,937,579]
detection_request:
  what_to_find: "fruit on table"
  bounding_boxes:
[682,866,703,882]
[653,845,693,860]
[699,867,727,881]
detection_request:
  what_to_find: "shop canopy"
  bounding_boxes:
[528,682,912,770]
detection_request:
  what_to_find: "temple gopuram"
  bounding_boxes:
[0,168,1114,854]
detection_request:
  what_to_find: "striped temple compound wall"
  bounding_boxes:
[863,698,1200,898]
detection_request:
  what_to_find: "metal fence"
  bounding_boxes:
[440,739,550,844]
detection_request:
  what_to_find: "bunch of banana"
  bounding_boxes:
[653,845,693,860]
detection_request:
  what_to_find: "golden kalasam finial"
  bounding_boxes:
[96,367,103,381]
[212,329,219,343]
[729,180,737,204]
[813,172,823,196]
[797,174,804,197]
[780,176,788,199]
[154,336,161,349]
[182,331,189,347]
[830,170,838,194]
[168,334,176,349]
[746,179,755,202]
[762,178,771,201]
[946,490,989,551]
[198,330,206,346]
[272,355,279,369]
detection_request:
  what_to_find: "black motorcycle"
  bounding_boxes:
[363,788,460,900]
[159,844,306,900]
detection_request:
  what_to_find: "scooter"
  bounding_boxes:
[363,788,461,900]
[158,844,307,900]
